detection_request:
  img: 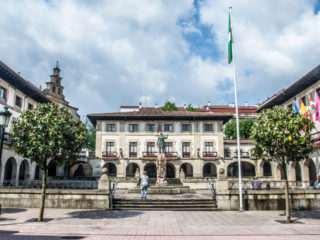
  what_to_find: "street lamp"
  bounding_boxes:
[0,107,12,164]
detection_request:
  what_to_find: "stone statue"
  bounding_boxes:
[157,132,168,153]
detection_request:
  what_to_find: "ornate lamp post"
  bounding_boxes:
[0,107,12,164]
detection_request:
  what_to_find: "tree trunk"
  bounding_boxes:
[38,168,47,222]
[282,164,291,223]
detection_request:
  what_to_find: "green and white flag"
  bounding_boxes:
[228,9,233,64]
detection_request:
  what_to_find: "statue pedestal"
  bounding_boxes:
[156,153,167,186]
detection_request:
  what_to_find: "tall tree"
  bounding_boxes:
[251,106,314,223]
[224,118,254,139]
[11,104,87,222]
[82,116,96,151]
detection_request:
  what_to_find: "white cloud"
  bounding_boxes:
[0,0,319,116]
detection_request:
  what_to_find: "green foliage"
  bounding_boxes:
[251,106,314,165]
[82,116,96,151]
[185,104,197,112]
[11,104,88,169]
[161,101,178,111]
[224,118,254,139]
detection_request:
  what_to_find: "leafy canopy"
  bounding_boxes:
[162,101,178,111]
[224,118,254,139]
[83,116,96,151]
[185,104,197,112]
[251,106,314,164]
[11,104,88,169]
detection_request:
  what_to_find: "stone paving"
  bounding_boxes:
[0,208,319,239]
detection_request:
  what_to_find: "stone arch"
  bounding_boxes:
[69,162,93,177]
[144,163,157,178]
[166,163,175,178]
[180,163,193,177]
[47,161,56,177]
[18,159,30,183]
[4,157,17,186]
[126,163,139,178]
[103,162,117,177]
[227,161,255,177]
[203,163,217,177]
[262,161,272,177]
[275,164,284,180]
[307,160,317,186]
[291,162,302,181]
[34,165,40,180]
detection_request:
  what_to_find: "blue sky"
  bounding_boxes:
[0,0,320,117]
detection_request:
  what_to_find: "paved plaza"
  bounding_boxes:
[0,208,319,239]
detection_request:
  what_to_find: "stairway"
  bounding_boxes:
[112,198,217,211]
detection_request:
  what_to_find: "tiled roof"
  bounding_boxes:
[87,108,233,126]
[0,61,51,103]
[258,64,320,111]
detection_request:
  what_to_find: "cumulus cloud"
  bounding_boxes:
[0,0,319,116]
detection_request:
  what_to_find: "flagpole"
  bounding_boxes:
[229,6,243,211]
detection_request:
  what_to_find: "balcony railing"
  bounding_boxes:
[142,152,157,159]
[202,151,218,158]
[164,152,179,159]
[234,151,250,158]
[129,152,138,158]
[182,152,190,158]
[102,151,118,159]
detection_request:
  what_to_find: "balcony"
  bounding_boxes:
[101,151,118,160]
[234,151,250,158]
[129,152,138,158]
[182,152,190,158]
[202,151,218,160]
[164,152,179,160]
[142,152,157,160]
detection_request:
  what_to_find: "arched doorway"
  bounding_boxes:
[47,161,56,177]
[166,163,175,178]
[227,162,256,177]
[308,160,317,186]
[203,163,217,177]
[18,160,30,183]
[180,163,193,177]
[4,157,17,186]
[34,165,40,180]
[294,163,302,182]
[263,161,272,177]
[126,163,139,178]
[70,162,93,177]
[103,162,117,177]
[144,163,157,178]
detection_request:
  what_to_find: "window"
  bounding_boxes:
[164,142,173,153]
[147,142,155,153]
[146,124,155,132]
[28,104,33,110]
[205,142,213,153]
[106,142,114,154]
[129,142,137,157]
[0,87,6,100]
[182,142,190,157]
[56,79,59,84]
[58,88,62,94]
[52,86,56,93]
[224,149,230,158]
[107,124,115,132]
[15,96,22,107]
[129,124,138,132]
[164,124,173,132]
[182,124,190,132]
[204,124,213,132]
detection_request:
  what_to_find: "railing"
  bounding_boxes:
[164,152,179,159]
[228,180,312,190]
[311,131,320,143]
[3,132,13,145]
[224,151,232,158]
[102,151,118,158]
[129,152,138,158]
[234,151,250,158]
[182,152,190,158]
[202,152,218,158]
[1,180,98,189]
[142,152,157,158]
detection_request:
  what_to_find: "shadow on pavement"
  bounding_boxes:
[0,230,64,240]
[68,210,143,219]
[279,210,320,220]
[2,208,27,214]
